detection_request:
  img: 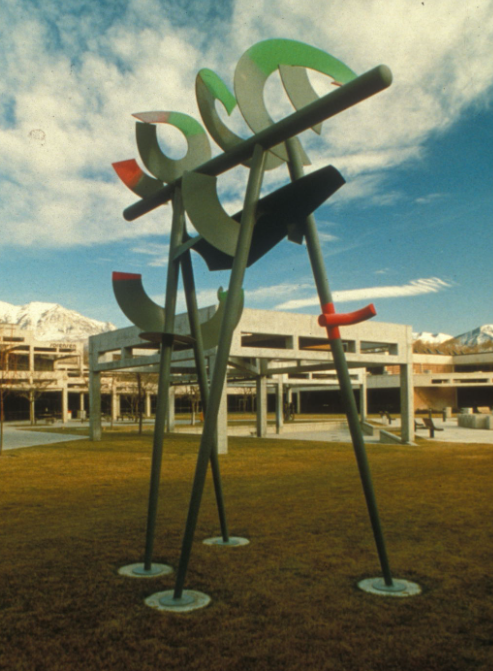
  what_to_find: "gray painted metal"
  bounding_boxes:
[181,164,345,271]
[143,188,185,571]
[172,145,267,600]
[286,138,395,588]
[112,275,243,352]
[135,118,211,184]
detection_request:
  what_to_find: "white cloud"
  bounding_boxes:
[275,277,452,310]
[0,0,493,250]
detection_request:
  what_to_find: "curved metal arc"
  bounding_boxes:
[181,170,240,257]
[181,164,346,271]
[135,112,211,184]
[234,38,357,162]
[112,159,164,198]
[112,272,242,351]
[195,69,284,171]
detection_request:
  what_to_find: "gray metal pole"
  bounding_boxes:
[124,66,392,221]
[143,188,184,571]
[180,250,230,541]
[172,144,267,599]
[286,138,394,587]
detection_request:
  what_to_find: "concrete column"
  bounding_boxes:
[400,363,414,443]
[145,391,152,418]
[89,338,101,441]
[89,369,102,441]
[29,389,35,425]
[275,375,284,435]
[295,390,301,414]
[360,372,368,421]
[209,353,228,455]
[79,392,85,412]
[167,386,176,432]
[111,386,120,422]
[62,385,69,423]
[256,360,268,437]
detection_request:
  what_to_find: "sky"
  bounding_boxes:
[1,0,493,337]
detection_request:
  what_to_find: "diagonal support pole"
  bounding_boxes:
[286,138,395,587]
[142,187,185,571]
[172,144,267,599]
[180,250,230,541]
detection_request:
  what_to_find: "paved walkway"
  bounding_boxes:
[4,417,493,451]
[270,418,493,445]
[1,422,86,451]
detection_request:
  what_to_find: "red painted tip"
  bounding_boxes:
[112,159,143,189]
[112,272,142,281]
[132,111,170,124]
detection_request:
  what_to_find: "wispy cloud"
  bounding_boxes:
[275,277,452,310]
[131,242,169,267]
[415,193,446,205]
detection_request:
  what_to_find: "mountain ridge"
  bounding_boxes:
[0,301,116,342]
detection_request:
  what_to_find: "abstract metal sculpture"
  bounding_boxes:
[112,38,419,610]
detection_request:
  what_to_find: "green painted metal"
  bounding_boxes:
[233,39,356,163]
[135,116,211,184]
[196,68,283,171]
[143,188,185,572]
[180,251,229,541]
[285,137,395,588]
[172,144,267,600]
[123,64,392,221]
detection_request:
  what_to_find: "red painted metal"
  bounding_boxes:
[112,271,142,281]
[318,302,376,340]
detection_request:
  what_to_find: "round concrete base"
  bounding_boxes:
[118,563,173,578]
[357,577,421,597]
[145,590,211,613]
[203,536,250,547]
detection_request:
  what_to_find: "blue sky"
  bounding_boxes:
[1,0,493,337]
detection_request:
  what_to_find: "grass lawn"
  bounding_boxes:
[1,432,493,670]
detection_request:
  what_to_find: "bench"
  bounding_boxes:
[39,414,57,425]
[417,417,444,439]
[379,411,393,425]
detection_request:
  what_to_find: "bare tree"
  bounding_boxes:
[0,333,19,454]
[182,385,201,425]
[17,380,53,425]
[125,372,157,434]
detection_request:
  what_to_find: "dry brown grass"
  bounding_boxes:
[1,432,493,670]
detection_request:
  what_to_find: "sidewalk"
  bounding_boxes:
[270,418,493,445]
[1,422,86,451]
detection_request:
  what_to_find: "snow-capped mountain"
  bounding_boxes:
[450,325,493,347]
[0,301,116,342]
[412,331,454,344]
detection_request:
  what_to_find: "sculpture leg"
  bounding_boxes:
[171,145,267,600]
[180,249,230,541]
[142,188,185,572]
[286,139,395,587]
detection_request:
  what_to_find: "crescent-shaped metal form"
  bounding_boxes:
[112,273,243,351]
[182,171,240,257]
[124,64,392,222]
[112,159,164,198]
[181,164,346,271]
[234,38,357,162]
[134,111,211,184]
[195,69,284,171]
